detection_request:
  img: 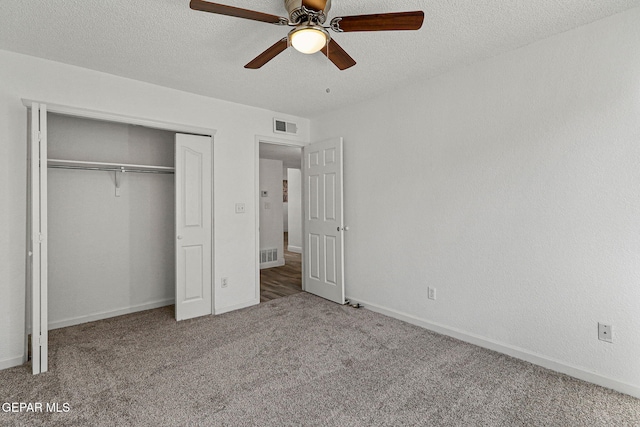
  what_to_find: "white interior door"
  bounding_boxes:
[303,137,345,304]
[29,102,48,374]
[175,133,213,320]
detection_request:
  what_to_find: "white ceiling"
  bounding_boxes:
[1,1,638,118]
[260,143,302,170]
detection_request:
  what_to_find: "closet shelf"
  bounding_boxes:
[48,159,175,174]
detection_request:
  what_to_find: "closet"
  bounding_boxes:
[48,113,177,330]
[26,101,215,374]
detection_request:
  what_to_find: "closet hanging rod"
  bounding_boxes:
[47,165,174,174]
[47,159,175,174]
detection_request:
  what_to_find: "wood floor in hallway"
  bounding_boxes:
[260,233,303,302]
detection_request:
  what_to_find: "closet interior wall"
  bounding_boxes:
[47,113,175,329]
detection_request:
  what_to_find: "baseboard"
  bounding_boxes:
[260,259,285,269]
[347,296,640,399]
[287,245,302,254]
[48,299,175,330]
[0,355,25,371]
[215,298,259,315]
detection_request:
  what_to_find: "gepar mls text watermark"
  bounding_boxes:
[2,402,70,413]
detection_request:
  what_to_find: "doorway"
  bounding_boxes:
[258,141,303,302]
[260,232,303,302]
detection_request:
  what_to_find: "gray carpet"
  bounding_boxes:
[1,293,638,426]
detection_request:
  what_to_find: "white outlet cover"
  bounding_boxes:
[598,323,612,343]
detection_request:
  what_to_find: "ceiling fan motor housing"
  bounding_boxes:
[285,0,332,24]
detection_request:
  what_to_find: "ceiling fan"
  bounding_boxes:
[190,0,424,70]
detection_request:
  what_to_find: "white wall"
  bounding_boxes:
[312,8,640,396]
[0,49,309,368]
[47,114,175,328]
[259,159,284,268]
[287,168,302,253]
[283,166,288,232]
[283,203,288,232]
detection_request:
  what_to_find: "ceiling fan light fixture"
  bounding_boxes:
[290,27,328,54]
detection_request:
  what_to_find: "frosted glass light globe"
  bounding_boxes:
[290,28,327,54]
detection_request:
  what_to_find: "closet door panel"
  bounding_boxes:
[175,134,213,320]
[183,245,204,301]
[183,148,203,227]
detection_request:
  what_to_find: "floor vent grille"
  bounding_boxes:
[260,248,278,263]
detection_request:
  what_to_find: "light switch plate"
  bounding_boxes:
[235,203,245,214]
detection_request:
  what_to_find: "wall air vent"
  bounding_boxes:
[274,118,298,135]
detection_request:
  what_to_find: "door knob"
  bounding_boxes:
[177,235,183,240]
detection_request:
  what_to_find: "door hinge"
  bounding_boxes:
[38,131,42,142]
[37,233,44,243]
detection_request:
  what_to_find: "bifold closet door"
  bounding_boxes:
[28,102,48,374]
[175,134,213,320]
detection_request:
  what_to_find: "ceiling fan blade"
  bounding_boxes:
[331,11,424,32]
[321,39,356,71]
[190,0,287,25]
[301,0,328,12]
[245,38,289,69]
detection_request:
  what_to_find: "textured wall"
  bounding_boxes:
[287,168,303,253]
[312,8,640,392]
[259,158,284,266]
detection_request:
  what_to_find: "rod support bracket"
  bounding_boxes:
[115,167,125,197]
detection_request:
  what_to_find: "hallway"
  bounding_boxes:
[260,233,303,302]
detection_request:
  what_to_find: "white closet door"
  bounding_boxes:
[303,137,345,304]
[175,134,213,320]
[29,102,48,374]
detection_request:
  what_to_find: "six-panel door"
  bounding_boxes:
[303,137,345,304]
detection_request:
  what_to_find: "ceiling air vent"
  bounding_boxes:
[274,118,298,135]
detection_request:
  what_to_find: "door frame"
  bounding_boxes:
[254,136,307,301]
[24,99,217,374]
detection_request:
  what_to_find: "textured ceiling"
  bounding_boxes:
[260,143,303,169]
[1,1,639,118]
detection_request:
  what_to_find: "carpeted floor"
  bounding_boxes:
[1,293,638,426]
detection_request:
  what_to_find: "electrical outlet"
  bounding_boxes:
[428,287,436,300]
[235,203,245,214]
[221,277,229,288]
[598,323,612,343]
